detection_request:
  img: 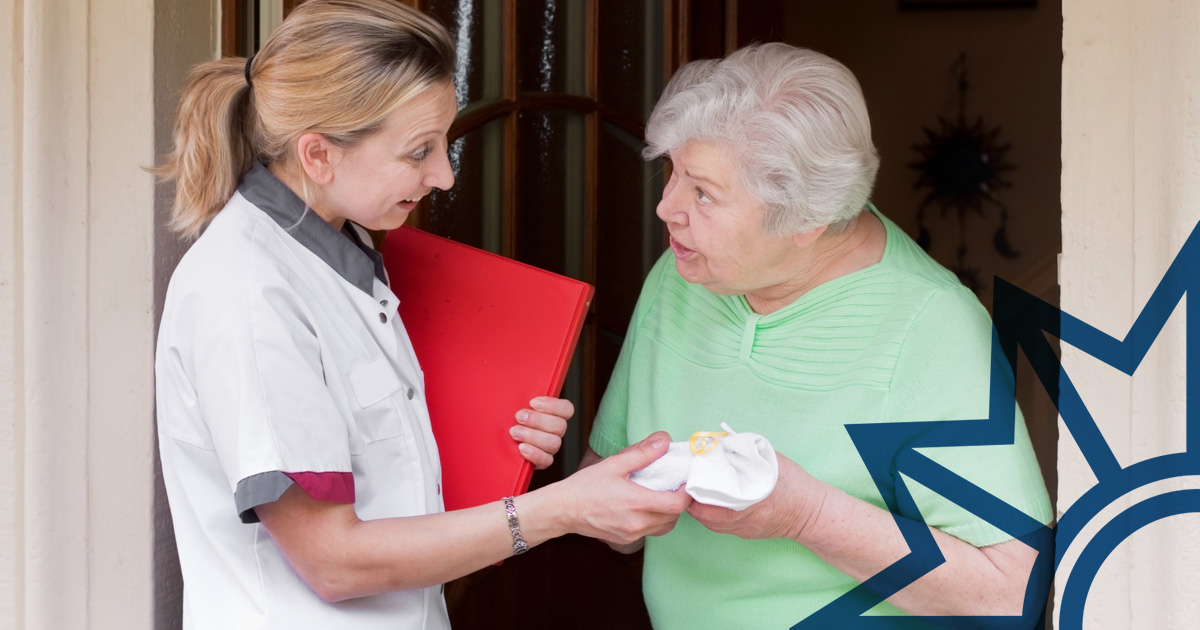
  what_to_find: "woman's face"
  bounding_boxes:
[317,82,458,231]
[657,141,799,297]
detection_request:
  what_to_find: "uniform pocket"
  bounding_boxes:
[348,355,408,448]
[350,355,402,408]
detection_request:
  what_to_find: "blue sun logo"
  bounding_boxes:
[797,222,1200,628]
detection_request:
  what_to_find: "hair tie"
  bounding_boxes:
[244,54,255,88]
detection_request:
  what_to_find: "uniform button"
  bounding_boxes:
[406,388,414,399]
[379,312,387,323]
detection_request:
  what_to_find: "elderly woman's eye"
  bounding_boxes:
[697,189,713,204]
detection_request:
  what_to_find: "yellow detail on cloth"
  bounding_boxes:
[689,431,729,455]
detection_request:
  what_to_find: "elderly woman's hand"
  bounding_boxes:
[686,452,831,541]
[510,396,573,469]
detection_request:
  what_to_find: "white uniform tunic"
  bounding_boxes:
[156,163,450,630]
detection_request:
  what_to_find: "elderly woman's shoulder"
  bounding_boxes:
[869,220,993,324]
[876,219,982,294]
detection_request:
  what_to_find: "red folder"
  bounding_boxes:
[381,226,593,512]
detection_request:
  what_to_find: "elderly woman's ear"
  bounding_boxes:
[790,225,827,249]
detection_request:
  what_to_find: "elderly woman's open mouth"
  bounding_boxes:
[669,235,697,259]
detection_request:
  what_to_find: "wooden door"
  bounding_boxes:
[405,2,782,627]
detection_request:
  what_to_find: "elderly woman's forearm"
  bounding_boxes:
[792,483,1038,617]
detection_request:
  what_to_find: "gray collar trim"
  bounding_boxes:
[238,162,386,295]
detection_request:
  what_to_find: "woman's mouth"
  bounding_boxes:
[670,236,697,259]
[396,195,424,211]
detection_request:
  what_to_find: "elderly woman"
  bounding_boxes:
[584,43,1052,627]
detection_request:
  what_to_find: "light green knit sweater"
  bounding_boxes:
[589,207,1052,628]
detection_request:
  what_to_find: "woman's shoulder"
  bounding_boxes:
[868,207,984,306]
[165,194,301,311]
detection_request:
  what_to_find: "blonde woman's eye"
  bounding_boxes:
[410,145,433,162]
[697,188,713,204]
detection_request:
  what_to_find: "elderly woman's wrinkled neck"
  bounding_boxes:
[743,209,885,315]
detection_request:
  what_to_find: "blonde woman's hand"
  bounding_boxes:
[555,432,693,546]
[511,396,573,469]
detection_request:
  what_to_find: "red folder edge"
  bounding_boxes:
[381,226,593,513]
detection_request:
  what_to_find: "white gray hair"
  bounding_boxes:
[644,43,879,235]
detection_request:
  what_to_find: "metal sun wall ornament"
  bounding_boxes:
[909,54,1019,293]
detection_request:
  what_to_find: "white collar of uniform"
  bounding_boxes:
[238,161,387,296]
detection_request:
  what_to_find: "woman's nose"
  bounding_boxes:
[655,180,688,227]
[424,148,456,191]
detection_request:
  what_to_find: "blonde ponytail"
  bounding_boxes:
[154,0,455,239]
[154,58,257,240]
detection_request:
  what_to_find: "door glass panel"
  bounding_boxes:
[424,118,505,252]
[596,121,663,334]
[688,0,727,61]
[597,1,663,120]
[516,0,586,95]
[513,109,586,278]
[427,0,503,107]
[513,107,587,481]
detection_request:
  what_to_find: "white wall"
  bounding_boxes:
[0,0,213,627]
[1060,0,1200,626]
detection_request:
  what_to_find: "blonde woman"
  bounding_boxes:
[153,1,689,628]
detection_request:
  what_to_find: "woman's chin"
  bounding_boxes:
[674,258,709,286]
[367,210,412,232]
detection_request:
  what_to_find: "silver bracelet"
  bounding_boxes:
[502,496,528,555]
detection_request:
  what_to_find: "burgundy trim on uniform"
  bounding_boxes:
[283,471,356,504]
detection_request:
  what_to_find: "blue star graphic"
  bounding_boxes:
[797,222,1200,629]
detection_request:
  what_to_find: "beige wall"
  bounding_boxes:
[1059,0,1200,626]
[0,0,212,628]
[1,0,22,624]
[785,0,1062,306]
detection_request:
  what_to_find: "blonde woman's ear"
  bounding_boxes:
[295,132,341,185]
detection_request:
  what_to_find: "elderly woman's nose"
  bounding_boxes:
[656,182,689,226]
[656,196,688,227]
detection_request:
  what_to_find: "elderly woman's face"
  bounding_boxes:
[657,141,799,297]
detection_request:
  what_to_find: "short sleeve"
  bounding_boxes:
[590,252,674,458]
[185,248,355,522]
[590,339,632,458]
[885,287,1053,547]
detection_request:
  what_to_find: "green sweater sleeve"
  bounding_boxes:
[885,286,1053,547]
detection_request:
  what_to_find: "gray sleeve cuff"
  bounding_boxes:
[234,471,294,524]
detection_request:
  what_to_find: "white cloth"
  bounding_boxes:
[157,169,449,630]
[630,430,779,511]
